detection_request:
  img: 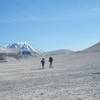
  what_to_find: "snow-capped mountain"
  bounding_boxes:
[7,42,42,56]
[7,43,20,49]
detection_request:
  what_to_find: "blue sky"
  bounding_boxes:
[0,0,100,51]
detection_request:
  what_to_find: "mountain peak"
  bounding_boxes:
[7,42,42,56]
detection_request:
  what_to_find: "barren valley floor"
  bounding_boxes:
[0,53,100,100]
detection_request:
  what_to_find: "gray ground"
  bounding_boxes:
[0,52,100,100]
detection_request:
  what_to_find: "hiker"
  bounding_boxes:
[41,58,45,69]
[49,57,53,68]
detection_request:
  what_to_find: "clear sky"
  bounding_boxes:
[0,0,100,51]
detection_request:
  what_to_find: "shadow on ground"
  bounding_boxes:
[92,72,100,74]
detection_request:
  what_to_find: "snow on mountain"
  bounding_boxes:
[7,43,20,49]
[7,42,42,56]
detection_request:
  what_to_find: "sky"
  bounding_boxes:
[0,0,100,51]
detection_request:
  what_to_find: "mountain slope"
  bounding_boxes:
[82,42,100,53]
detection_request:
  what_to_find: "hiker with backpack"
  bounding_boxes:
[41,58,45,69]
[49,57,53,68]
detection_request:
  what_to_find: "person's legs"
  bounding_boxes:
[42,63,44,69]
[49,62,53,68]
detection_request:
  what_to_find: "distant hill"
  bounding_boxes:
[81,42,100,53]
[45,49,74,56]
[0,47,6,54]
[0,47,20,59]
[0,48,7,61]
